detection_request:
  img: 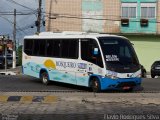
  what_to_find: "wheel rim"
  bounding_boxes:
[92,80,99,92]
[94,81,98,89]
[42,74,48,83]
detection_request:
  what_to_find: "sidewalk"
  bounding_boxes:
[0,66,22,75]
[0,92,160,120]
[1,92,160,105]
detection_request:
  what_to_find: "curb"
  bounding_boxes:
[0,71,17,75]
[0,96,58,103]
[1,93,160,105]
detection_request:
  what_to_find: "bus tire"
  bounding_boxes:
[124,87,133,92]
[41,72,49,85]
[90,77,101,93]
[151,74,155,78]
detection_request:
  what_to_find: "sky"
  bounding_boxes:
[0,0,45,45]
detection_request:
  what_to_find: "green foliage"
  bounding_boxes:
[17,45,22,66]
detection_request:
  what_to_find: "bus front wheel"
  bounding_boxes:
[41,72,49,85]
[90,77,101,93]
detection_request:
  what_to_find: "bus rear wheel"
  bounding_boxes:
[90,78,101,93]
[41,72,49,85]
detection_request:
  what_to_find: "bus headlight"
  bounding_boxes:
[136,74,141,78]
[105,74,119,79]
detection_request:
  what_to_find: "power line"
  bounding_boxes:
[45,11,160,18]
[0,13,36,15]
[47,13,160,24]
[6,0,36,12]
[16,22,35,31]
[0,15,27,34]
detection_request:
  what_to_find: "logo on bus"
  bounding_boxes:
[56,61,76,68]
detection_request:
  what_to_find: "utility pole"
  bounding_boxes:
[4,36,7,72]
[37,0,42,33]
[48,0,53,31]
[12,9,16,68]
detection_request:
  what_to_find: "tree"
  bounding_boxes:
[17,45,22,66]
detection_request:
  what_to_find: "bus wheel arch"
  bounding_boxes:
[40,69,50,85]
[89,76,101,92]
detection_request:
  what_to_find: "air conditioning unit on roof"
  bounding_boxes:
[62,31,87,35]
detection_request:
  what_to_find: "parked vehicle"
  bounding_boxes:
[0,55,18,68]
[0,56,5,68]
[151,61,160,78]
[141,65,146,78]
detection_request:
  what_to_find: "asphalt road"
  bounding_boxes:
[0,75,159,92]
[0,75,160,120]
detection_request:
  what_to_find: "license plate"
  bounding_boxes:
[123,86,130,90]
[155,67,160,69]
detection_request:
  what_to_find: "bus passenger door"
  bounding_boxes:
[76,39,104,87]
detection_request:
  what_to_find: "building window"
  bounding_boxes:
[141,3,156,19]
[121,3,137,18]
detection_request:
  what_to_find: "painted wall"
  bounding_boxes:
[82,0,104,32]
[103,0,121,33]
[121,0,157,33]
[125,35,160,71]
[157,0,160,34]
[45,0,82,32]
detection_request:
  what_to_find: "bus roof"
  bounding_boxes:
[24,31,126,39]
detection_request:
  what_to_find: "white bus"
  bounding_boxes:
[22,31,142,92]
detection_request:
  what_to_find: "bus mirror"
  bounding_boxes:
[93,48,98,55]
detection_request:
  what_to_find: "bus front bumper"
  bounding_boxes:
[99,77,142,90]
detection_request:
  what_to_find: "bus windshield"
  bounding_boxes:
[98,37,140,73]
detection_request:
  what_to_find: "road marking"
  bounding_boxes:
[0,96,8,102]
[0,96,58,103]
[7,96,21,102]
[43,96,58,103]
[20,96,33,103]
[32,96,44,102]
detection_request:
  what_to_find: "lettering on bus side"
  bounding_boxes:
[56,61,76,68]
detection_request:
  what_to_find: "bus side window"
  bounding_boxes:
[24,39,33,55]
[81,39,103,68]
[68,40,78,59]
[61,40,69,58]
[61,39,78,59]
[33,39,39,56]
[52,40,61,57]
[39,40,46,56]
[46,40,54,57]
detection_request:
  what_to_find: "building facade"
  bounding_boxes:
[0,36,13,55]
[46,0,160,34]
[121,0,157,34]
[45,0,160,71]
